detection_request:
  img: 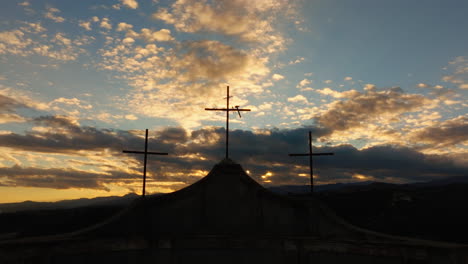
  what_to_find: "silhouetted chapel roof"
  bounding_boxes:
[1,159,467,263]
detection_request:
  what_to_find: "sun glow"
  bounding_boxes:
[261,171,273,179]
[352,173,372,181]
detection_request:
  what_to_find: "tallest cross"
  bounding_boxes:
[205,86,251,159]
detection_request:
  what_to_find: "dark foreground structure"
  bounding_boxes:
[1,159,467,263]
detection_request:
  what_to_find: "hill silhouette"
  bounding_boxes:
[1,177,467,243]
[0,193,139,213]
[0,193,138,239]
[316,180,468,243]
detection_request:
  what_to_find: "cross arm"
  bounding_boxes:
[204,108,251,111]
[205,108,228,111]
[123,150,169,155]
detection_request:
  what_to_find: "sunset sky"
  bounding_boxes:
[0,0,467,203]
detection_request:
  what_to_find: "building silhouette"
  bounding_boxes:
[1,159,467,263]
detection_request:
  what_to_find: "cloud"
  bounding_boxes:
[39,33,93,61]
[0,89,52,124]
[127,28,174,42]
[0,94,27,123]
[258,102,273,110]
[0,116,137,153]
[0,118,465,191]
[117,22,133,32]
[79,21,92,31]
[0,87,49,111]
[316,87,432,132]
[297,79,311,87]
[44,7,65,23]
[122,37,135,45]
[100,18,112,30]
[0,94,25,111]
[232,130,465,184]
[0,166,107,190]
[315,87,359,98]
[0,29,32,55]
[103,38,250,83]
[272,74,284,81]
[156,127,189,144]
[296,78,313,91]
[54,33,72,46]
[442,56,468,89]
[176,40,259,81]
[0,25,92,61]
[184,127,466,184]
[287,95,309,104]
[283,85,464,153]
[97,38,269,128]
[49,97,93,112]
[93,112,139,123]
[121,0,139,9]
[409,115,468,148]
[364,84,376,91]
[0,120,197,191]
[124,114,138,120]
[0,116,190,158]
[1,1,465,195]
[93,1,302,129]
[152,0,293,53]
[18,1,34,13]
[153,0,253,37]
[320,144,467,182]
[0,113,25,124]
[289,57,305,65]
[21,22,46,33]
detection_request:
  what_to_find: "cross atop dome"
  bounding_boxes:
[205,86,251,160]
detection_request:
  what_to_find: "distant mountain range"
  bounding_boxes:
[269,175,468,194]
[268,181,375,194]
[1,175,467,243]
[2,175,467,213]
[0,193,139,214]
[0,181,371,213]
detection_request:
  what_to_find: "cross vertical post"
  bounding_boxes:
[123,129,168,197]
[308,131,313,193]
[205,86,251,160]
[226,86,229,159]
[289,131,334,193]
[143,128,148,197]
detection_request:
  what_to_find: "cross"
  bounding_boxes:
[289,131,334,193]
[123,129,168,197]
[205,86,251,159]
